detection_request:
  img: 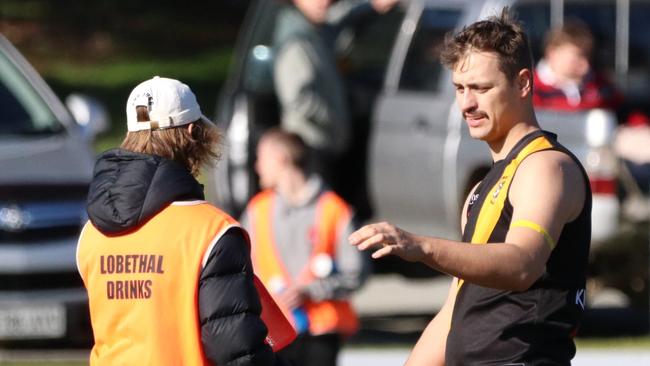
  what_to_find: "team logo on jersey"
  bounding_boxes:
[468,192,480,206]
[490,176,508,204]
[575,289,586,310]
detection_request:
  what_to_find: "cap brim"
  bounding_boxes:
[199,115,217,128]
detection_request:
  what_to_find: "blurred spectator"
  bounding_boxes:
[533,20,622,111]
[241,129,368,366]
[272,0,398,187]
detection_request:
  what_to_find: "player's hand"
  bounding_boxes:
[349,222,424,261]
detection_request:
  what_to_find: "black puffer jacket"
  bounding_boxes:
[86,148,282,366]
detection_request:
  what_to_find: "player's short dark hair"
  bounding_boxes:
[440,7,533,83]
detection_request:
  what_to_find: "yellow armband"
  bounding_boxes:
[510,220,556,250]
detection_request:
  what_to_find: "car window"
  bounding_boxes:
[238,0,286,94]
[629,1,650,72]
[338,6,405,90]
[0,51,62,136]
[398,7,462,92]
[250,1,285,48]
[565,2,616,71]
[511,2,550,62]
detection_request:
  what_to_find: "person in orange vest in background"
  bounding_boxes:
[77,77,292,365]
[241,128,369,366]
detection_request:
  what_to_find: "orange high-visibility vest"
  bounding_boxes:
[247,190,359,336]
[77,201,239,366]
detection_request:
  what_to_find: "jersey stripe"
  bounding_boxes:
[458,136,553,290]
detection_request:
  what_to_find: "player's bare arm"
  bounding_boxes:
[349,150,586,291]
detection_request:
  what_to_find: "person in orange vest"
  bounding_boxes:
[241,128,369,366]
[77,77,291,365]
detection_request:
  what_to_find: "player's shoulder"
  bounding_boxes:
[515,149,585,192]
[511,145,587,220]
[520,148,580,173]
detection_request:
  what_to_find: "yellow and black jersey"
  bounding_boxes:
[446,130,592,366]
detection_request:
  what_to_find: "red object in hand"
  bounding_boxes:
[253,275,297,351]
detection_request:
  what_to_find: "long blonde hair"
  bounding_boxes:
[121,106,221,176]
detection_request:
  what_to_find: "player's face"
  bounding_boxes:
[452,51,524,145]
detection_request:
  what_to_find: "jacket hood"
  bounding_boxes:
[86,148,204,234]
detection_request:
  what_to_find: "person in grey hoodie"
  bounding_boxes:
[240,128,368,366]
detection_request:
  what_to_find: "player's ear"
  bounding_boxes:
[517,68,532,98]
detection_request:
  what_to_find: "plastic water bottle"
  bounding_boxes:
[269,276,310,334]
[292,307,310,334]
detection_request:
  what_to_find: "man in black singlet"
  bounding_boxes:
[349,8,591,366]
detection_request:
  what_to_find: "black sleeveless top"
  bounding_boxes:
[445,130,592,366]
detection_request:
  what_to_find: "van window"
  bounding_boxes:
[338,7,405,90]
[629,1,650,71]
[565,2,616,71]
[0,52,61,136]
[511,3,550,62]
[239,1,285,94]
[398,8,462,92]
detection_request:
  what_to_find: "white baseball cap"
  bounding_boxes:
[126,76,212,131]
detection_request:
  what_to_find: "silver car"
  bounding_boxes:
[0,35,104,345]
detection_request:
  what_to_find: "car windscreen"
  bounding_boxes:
[398,7,463,92]
[0,51,63,136]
